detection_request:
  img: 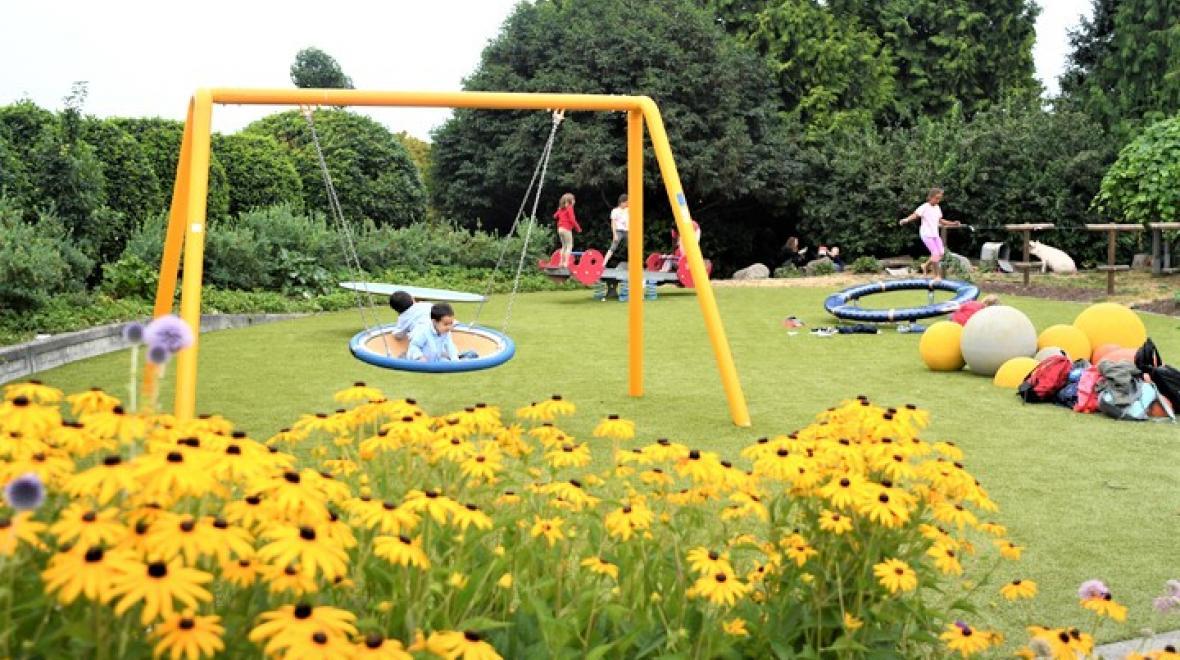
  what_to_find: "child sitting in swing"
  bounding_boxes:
[407,303,478,362]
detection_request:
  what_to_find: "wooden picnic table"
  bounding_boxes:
[1004,223,1055,286]
[1085,223,1145,294]
[1147,222,1180,276]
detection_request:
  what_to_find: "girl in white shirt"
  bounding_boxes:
[899,187,961,280]
[603,194,629,266]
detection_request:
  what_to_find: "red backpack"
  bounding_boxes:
[1018,355,1073,403]
[1074,365,1103,413]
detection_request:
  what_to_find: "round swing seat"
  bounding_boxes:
[349,323,516,373]
[339,282,486,303]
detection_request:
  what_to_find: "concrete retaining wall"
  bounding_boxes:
[0,314,305,385]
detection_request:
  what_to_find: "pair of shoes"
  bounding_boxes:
[783,316,805,329]
[837,324,879,335]
[897,323,927,334]
[810,327,837,337]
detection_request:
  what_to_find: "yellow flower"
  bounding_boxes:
[373,535,431,570]
[4,380,63,404]
[1000,579,1037,601]
[603,501,653,541]
[0,511,47,555]
[452,503,494,531]
[41,544,130,605]
[722,618,748,637]
[843,613,864,631]
[530,516,565,547]
[873,558,918,594]
[976,521,1007,537]
[151,611,225,660]
[818,509,853,535]
[688,570,751,607]
[686,547,733,576]
[220,557,258,588]
[593,415,635,440]
[65,454,139,504]
[110,558,214,624]
[939,622,994,657]
[65,387,120,416]
[459,445,503,483]
[49,503,127,548]
[995,539,1023,560]
[249,603,358,657]
[402,488,459,525]
[354,633,414,659]
[1081,595,1128,621]
[537,394,576,418]
[259,563,320,596]
[544,442,592,469]
[334,381,384,404]
[783,534,818,567]
[818,474,871,510]
[81,406,146,444]
[448,572,469,589]
[257,523,349,581]
[580,556,619,580]
[0,396,61,438]
[497,573,513,589]
[427,629,504,660]
[926,542,963,576]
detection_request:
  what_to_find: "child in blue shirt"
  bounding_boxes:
[388,291,433,340]
[407,303,461,362]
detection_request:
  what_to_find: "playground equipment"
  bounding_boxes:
[918,321,966,372]
[349,323,515,373]
[959,305,1037,376]
[824,278,979,323]
[1073,302,1147,353]
[1036,325,1091,363]
[146,88,750,426]
[339,282,486,303]
[993,356,1038,388]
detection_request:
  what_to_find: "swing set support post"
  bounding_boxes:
[160,89,751,428]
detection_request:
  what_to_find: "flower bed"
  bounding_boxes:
[0,377,1160,658]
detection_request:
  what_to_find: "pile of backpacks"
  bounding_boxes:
[1017,338,1178,421]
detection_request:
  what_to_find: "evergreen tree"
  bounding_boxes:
[290,47,354,89]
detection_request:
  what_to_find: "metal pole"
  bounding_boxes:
[627,111,644,398]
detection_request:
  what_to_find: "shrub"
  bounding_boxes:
[100,253,159,300]
[773,263,802,278]
[0,202,93,311]
[809,259,837,276]
[212,133,304,217]
[1094,115,1180,225]
[851,256,881,273]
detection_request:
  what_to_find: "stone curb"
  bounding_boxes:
[1095,630,1180,658]
[0,314,307,385]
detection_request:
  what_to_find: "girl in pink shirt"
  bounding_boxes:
[553,192,582,268]
[899,187,961,281]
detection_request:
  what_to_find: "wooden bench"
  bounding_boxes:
[1004,223,1055,286]
[1147,222,1180,276]
[1085,223,1145,294]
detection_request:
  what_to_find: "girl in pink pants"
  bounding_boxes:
[899,187,961,281]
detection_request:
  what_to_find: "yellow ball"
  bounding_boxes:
[1037,324,1092,362]
[993,356,1038,388]
[1073,303,1147,351]
[919,321,965,371]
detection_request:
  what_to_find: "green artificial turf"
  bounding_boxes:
[32,285,1180,644]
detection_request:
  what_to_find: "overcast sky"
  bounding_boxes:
[1,0,1092,141]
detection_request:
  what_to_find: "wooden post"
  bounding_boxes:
[1021,230,1031,287]
[1105,229,1117,294]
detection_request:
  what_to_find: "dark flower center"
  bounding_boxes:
[283,471,300,484]
[776,448,789,457]
[688,450,701,460]
[299,527,316,541]
[365,633,384,648]
[312,631,328,644]
[179,618,195,630]
[85,547,104,562]
[213,519,228,529]
[464,630,482,642]
[180,520,195,532]
[180,437,199,448]
[398,535,411,544]
[294,603,312,618]
[166,452,183,463]
[715,573,728,583]
[113,406,125,415]
[103,455,122,466]
[245,495,261,505]
[226,445,242,455]
[82,511,97,523]
[148,562,167,578]
[12,396,29,407]
[622,506,632,514]
[238,559,251,568]
[608,414,619,420]
[383,501,396,511]
[708,551,719,560]
[878,494,890,504]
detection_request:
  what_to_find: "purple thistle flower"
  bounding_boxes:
[146,345,172,365]
[122,321,146,344]
[1078,579,1109,600]
[1153,596,1179,614]
[144,315,194,354]
[1167,580,1180,598]
[4,473,45,511]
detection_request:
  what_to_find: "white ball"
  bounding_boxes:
[1035,346,1068,362]
[960,305,1038,376]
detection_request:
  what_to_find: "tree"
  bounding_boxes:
[1058,0,1180,135]
[1094,115,1180,224]
[244,109,426,226]
[109,117,232,220]
[395,131,433,194]
[81,118,164,224]
[430,0,802,272]
[212,133,304,217]
[0,99,56,207]
[827,0,1041,121]
[707,0,897,140]
[290,47,354,89]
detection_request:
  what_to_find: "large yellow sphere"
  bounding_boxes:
[1073,303,1147,352]
[994,356,1038,388]
[919,321,965,371]
[1037,324,1092,362]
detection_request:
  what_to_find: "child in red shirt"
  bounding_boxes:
[553,192,582,268]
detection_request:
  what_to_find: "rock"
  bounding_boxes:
[1132,253,1152,271]
[732,263,770,280]
[803,257,833,275]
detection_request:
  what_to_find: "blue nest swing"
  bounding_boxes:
[824,278,979,323]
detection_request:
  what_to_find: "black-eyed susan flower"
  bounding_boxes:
[593,414,635,441]
[926,542,963,576]
[976,521,1007,537]
[817,474,871,510]
[354,633,413,659]
[82,406,146,445]
[354,498,421,535]
[544,442,591,469]
[1081,592,1128,621]
[604,501,653,541]
[639,468,675,488]
[41,544,131,605]
[65,454,138,504]
[873,558,917,594]
[110,558,214,624]
[134,449,221,500]
[426,630,504,660]
[50,421,113,458]
[939,621,995,657]
[686,547,733,576]
[643,437,689,462]
[66,387,120,416]
[0,511,47,555]
[249,603,358,656]
[1001,579,1038,601]
[0,396,61,438]
[818,509,853,535]
[145,514,227,564]
[537,394,576,419]
[497,573,513,589]
[688,570,751,607]
[542,479,600,511]
[402,488,458,524]
[334,381,384,404]
[722,618,748,636]
[995,539,1023,560]
[220,557,258,588]
[843,613,864,631]
[494,424,532,456]
[373,534,430,570]
[580,556,619,580]
[258,523,349,581]
[150,611,225,660]
[529,515,565,547]
[259,562,320,596]
[252,469,331,524]
[783,533,818,567]
[452,503,493,531]
[224,494,277,533]
[459,444,503,483]
[50,503,127,547]
[5,380,63,404]
[932,502,978,530]
[675,449,724,483]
